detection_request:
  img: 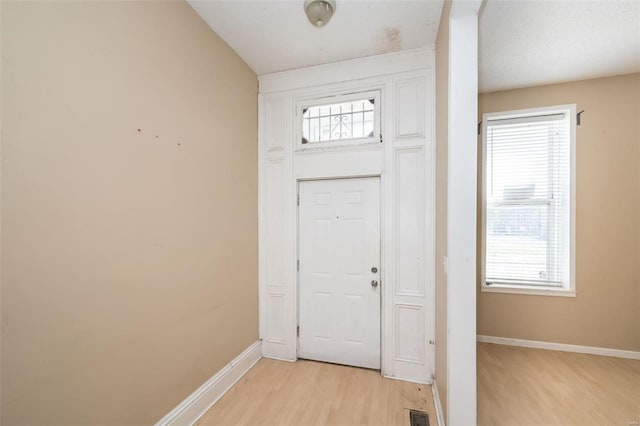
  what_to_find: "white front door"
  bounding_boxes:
[298,177,381,369]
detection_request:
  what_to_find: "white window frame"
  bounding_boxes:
[295,90,382,151]
[481,104,576,297]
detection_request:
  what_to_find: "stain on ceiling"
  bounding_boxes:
[188,0,444,75]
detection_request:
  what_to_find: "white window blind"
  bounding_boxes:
[484,110,571,288]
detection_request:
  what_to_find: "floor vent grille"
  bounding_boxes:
[409,410,430,426]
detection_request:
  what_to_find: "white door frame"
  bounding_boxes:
[297,176,382,369]
[258,48,436,384]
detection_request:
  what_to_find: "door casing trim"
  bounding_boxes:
[258,49,436,384]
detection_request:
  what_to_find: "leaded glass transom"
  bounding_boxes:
[302,98,375,144]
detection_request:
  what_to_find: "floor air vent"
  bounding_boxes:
[409,410,430,426]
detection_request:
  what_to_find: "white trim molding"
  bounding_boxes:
[258,49,436,384]
[155,341,262,426]
[259,47,435,94]
[481,284,576,298]
[446,1,482,425]
[432,380,446,426]
[477,335,640,361]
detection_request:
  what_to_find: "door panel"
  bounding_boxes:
[298,177,381,369]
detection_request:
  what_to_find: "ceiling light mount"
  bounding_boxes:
[304,0,336,28]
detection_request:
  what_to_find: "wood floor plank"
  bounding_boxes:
[196,358,438,426]
[478,342,640,426]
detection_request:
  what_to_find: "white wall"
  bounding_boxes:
[446,1,482,425]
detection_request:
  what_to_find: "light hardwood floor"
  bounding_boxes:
[478,342,640,426]
[196,358,438,426]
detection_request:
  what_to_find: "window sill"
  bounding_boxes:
[481,283,576,297]
[295,139,381,153]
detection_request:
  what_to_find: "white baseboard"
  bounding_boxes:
[477,335,640,360]
[431,380,445,426]
[262,354,296,363]
[155,340,262,426]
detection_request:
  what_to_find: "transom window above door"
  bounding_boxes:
[297,90,381,149]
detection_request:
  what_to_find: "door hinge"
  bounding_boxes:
[297,194,300,206]
[379,133,383,143]
[297,259,300,271]
[297,325,300,337]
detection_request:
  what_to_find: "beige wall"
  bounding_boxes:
[1,2,258,425]
[477,73,640,352]
[435,0,451,419]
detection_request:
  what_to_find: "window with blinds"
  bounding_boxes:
[482,105,575,294]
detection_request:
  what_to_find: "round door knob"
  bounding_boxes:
[371,280,379,288]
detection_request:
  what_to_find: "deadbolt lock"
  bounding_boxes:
[371,267,378,273]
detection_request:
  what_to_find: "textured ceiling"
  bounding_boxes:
[479,0,640,93]
[188,0,444,75]
[189,0,639,91]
